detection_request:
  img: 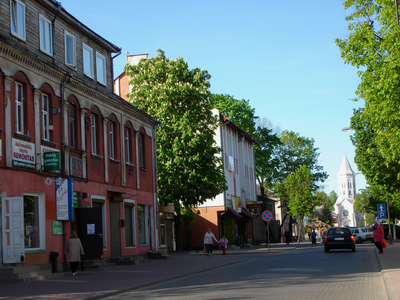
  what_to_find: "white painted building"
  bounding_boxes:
[334,154,362,227]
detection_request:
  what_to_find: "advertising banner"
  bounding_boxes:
[70,157,83,177]
[55,178,74,221]
[12,138,35,169]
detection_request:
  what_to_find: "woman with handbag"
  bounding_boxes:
[373,220,385,254]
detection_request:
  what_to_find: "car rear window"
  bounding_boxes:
[328,228,351,235]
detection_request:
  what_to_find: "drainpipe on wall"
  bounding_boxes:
[51,2,62,65]
[220,119,231,211]
[59,73,72,270]
[152,123,161,252]
[111,50,122,93]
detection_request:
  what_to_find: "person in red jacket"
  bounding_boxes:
[373,220,385,254]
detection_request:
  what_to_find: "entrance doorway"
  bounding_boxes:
[78,207,103,259]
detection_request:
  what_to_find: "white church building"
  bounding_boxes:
[334,154,362,227]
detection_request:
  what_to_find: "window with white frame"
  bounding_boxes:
[23,193,45,250]
[15,82,24,134]
[83,44,93,78]
[109,121,114,159]
[65,31,76,68]
[124,201,136,247]
[96,52,106,85]
[39,15,52,55]
[90,114,97,154]
[68,104,75,147]
[137,205,147,244]
[42,94,50,140]
[10,0,26,40]
[125,128,131,164]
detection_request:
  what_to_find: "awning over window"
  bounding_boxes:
[240,208,256,219]
[220,206,241,220]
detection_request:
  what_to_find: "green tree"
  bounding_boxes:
[274,130,328,237]
[336,0,400,179]
[277,165,321,244]
[125,49,227,250]
[327,190,338,211]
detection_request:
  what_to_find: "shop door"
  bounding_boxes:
[109,201,121,257]
[1,197,25,263]
[223,220,234,245]
[78,207,103,259]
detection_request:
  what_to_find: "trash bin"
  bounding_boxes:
[50,251,59,273]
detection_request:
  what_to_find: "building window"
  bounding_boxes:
[125,128,131,163]
[65,31,76,68]
[15,82,24,134]
[10,0,25,40]
[139,133,145,168]
[109,122,114,159]
[124,203,136,247]
[90,114,97,154]
[42,94,50,141]
[24,195,40,249]
[137,205,147,244]
[83,44,93,78]
[96,52,106,85]
[39,15,52,55]
[68,105,75,147]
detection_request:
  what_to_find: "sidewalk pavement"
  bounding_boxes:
[0,240,398,300]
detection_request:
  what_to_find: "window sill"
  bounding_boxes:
[14,132,32,141]
[65,64,77,71]
[126,162,135,167]
[11,32,26,42]
[91,153,103,160]
[40,49,53,57]
[110,158,120,164]
[41,139,57,148]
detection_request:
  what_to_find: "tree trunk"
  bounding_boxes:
[297,215,303,244]
[174,213,183,251]
[184,221,193,251]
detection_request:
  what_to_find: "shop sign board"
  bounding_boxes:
[52,221,63,235]
[55,178,74,221]
[12,138,35,169]
[42,146,60,173]
[70,157,83,178]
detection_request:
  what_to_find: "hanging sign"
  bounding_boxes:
[55,178,74,221]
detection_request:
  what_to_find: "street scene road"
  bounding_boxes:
[104,243,385,300]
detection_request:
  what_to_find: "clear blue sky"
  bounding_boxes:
[62,0,367,195]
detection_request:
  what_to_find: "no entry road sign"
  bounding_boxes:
[262,210,273,222]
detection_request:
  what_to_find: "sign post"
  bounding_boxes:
[377,203,386,222]
[262,210,273,251]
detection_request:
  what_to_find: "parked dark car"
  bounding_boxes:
[324,227,355,252]
[381,224,400,240]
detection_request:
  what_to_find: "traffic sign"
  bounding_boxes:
[377,203,386,221]
[262,210,273,222]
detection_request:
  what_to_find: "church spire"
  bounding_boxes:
[337,154,356,200]
[337,154,354,176]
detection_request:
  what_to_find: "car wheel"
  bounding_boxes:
[357,237,363,244]
[352,247,356,252]
[324,246,329,253]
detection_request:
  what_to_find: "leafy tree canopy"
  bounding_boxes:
[336,0,400,177]
[275,130,328,188]
[125,49,227,210]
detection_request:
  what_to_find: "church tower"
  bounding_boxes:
[337,154,356,201]
[334,154,359,227]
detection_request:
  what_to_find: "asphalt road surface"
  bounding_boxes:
[104,243,386,300]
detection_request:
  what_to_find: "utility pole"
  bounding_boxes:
[386,192,393,244]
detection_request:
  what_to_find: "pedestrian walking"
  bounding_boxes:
[218,236,228,255]
[204,228,218,256]
[311,228,317,245]
[308,232,311,241]
[373,220,385,254]
[284,230,290,245]
[65,231,85,275]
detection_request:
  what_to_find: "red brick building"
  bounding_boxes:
[0,0,159,266]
